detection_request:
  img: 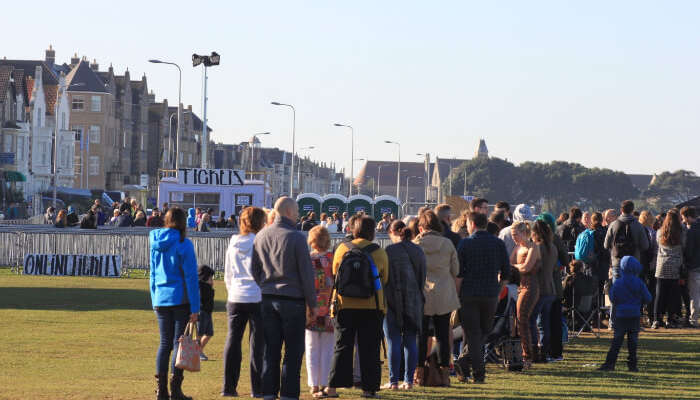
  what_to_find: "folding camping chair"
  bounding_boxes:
[570,286,601,339]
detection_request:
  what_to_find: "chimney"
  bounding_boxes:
[90,59,99,71]
[70,53,80,67]
[45,45,55,66]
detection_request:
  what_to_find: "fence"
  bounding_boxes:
[0,225,392,277]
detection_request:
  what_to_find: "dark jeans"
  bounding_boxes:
[534,295,555,354]
[329,309,382,393]
[549,298,563,359]
[418,313,451,367]
[155,304,190,375]
[655,278,680,323]
[460,296,498,380]
[223,302,264,395]
[603,317,639,369]
[261,296,306,400]
[679,282,691,319]
[383,311,418,384]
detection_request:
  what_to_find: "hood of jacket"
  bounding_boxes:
[230,232,255,254]
[150,228,181,252]
[188,208,196,218]
[620,256,642,276]
[618,214,637,224]
[415,231,448,255]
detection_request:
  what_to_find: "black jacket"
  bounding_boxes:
[199,281,215,313]
[441,221,461,249]
[685,221,700,272]
[556,220,585,252]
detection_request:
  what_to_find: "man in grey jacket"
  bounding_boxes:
[252,197,318,400]
[604,200,650,278]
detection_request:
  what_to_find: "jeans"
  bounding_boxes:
[329,309,382,393]
[261,296,307,400]
[154,304,190,375]
[535,295,556,355]
[418,313,451,367]
[603,317,639,369]
[223,302,264,395]
[383,311,418,384]
[460,296,498,379]
[688,270,700,325]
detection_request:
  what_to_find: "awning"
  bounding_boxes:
[2,170,26,182]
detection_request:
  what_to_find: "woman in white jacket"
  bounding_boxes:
[222,207,267,397]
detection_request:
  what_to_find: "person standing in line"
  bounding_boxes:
[305,226,337,398]
[413,211,460,387]
[456,212,510,383]
[134,210,147,227]
[147,208,165,228]
[556,207,585,253]
[435,204,460,249]
[511,221,541,369]
[681,206,700,328]
[197,265,215,361]
[652,210,685,329]
[382,220,427,390]
[149,207,200,400]
[598,256,651,372]
[499,204,535,256]
[252,197,318,400]
[327,216,389,398]
[531,220,557,362]
[44,206,56,224]
[638,211,658,324]
[222,207,267,397]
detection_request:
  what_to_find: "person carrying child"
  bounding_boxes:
[598,256,652,372]
[198,265,215,361]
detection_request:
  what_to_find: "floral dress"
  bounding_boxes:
[307,252,334,333]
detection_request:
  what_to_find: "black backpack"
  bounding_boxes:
[334,242,380,299]
[612,221,636,259]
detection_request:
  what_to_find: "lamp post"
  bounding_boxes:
[249,132,271,178]
[416,152,428,203]
[377,164,391,197]
[333,123,354,197]
[271,101,295,197]
[191,52,220,169]
[149,59,181,171]
[384,141,401,201]
[297,146,315,193]
[166,111,191,170]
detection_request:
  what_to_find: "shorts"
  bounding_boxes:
[198,311,214,336]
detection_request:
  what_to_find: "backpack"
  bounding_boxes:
[334,242,381,300]
[612,221,635,259]
[574,229,596,264]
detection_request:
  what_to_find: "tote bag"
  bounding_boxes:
[175,321,201,372]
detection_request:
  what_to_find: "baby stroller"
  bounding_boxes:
[454,284,523,376]
[483,284,523,371]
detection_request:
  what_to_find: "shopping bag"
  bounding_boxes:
[174,321,201,372]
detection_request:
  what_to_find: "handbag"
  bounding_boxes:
[175,321,201,372]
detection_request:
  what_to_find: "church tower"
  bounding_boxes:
[475,138,489,158]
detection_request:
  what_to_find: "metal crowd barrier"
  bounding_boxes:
[0,224,392,277]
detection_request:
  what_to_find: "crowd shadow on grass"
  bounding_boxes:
[0,287,229,311]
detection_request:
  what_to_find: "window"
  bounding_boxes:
[41,142,48,166]
[89,156,99,176]
[89,125,100,144]
[3,136,11,152]
[188,153,192,165]
[72,97,84,111]
[17,137,24,161]
[61,112,67,129]
[90,96,101,112]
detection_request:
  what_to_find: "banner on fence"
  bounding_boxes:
[23,254,122,277]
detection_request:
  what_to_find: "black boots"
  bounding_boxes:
[170,373,193,400]
[155,374,169,400]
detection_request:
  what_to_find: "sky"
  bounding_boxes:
[3,1,699,177]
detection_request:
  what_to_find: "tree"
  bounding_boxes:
[448,157,520,203]
[643,170,700,211]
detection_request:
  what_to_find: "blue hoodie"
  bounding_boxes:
[187,208,196,229]
[609,256,652,319]
[149,228,200,313]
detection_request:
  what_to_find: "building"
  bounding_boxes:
[354,159,432,204]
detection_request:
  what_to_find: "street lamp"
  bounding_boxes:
[384,140,401,201]
[271,101,295,197]
[249,132,271,177]
[149,59,182,171]
[191,52,221,169]
[297,146,315,194]
[405,176,420,203]
[416,153,428,203]
[334,123,354,197]
[166,111,190,170]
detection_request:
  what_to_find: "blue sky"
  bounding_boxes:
[4,1,698,176]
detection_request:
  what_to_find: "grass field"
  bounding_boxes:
[1,270,699,400]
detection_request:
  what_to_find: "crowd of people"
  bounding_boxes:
[147,197,700,400]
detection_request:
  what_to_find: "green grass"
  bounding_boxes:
[1,269,699,400]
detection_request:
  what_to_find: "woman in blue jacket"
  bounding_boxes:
[150,207,201,400]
